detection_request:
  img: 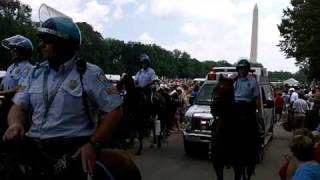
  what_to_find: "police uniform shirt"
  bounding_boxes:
[13,57,123,139]
[0,60,33,90]
[134,67,157,88]
[234,76,259,102]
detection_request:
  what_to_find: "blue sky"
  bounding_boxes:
[22,0,298,72]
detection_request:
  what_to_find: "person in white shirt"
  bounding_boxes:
[292,93,309,130]
[290,88,299,103]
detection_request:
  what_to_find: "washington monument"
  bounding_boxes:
[250,4,258,63]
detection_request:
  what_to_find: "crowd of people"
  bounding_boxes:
[274,85,320,180]
[1,3,320,180]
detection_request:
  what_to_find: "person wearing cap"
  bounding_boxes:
[0,5,141,180]
[292,92,309,130]
[233,59,262,163]
[290,87,299,104]
[0,35,33,135]
[134,53,157,116]
[134,53,157,89]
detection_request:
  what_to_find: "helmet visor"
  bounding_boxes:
[38,4,82,46]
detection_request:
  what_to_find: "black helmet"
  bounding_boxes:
[140,53,151,65]
[37,4,81,49]
[236,59,251,72]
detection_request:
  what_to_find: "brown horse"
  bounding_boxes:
[210,76,262,180]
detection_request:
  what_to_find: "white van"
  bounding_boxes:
[183,67,275,155]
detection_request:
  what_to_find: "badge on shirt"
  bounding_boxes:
[69,80,77,90]
[22,67,31,77]
[14,68,21,75]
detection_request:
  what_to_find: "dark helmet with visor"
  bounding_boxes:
[37,4,81,49]
[1,35,33,55]
[140,53,151,65]
[236,59,251,72]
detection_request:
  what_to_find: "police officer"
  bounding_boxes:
[233,59,262,165]
[2,5,124,178]
[0,35,33,135]
[134,53,157,107]
[134,53,157,89]
[234,59,259,104]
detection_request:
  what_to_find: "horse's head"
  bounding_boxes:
[214,76,235,102]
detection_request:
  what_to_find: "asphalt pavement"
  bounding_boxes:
[132,124,292,180]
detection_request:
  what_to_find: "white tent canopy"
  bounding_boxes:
[283,78,299,86]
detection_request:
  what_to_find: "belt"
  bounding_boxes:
[26,136,90,154]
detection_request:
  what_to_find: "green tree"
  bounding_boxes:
[278,0,320,81]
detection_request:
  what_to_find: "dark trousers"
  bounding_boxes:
[13,137,89,180]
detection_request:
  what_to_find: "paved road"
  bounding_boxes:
[132,125,292,180]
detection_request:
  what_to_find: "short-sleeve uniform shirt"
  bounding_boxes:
[134,67,157,88]
[1,60,33,90]
[234,76,259,102]
[13,57,123,139]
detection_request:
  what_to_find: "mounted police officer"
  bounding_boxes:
[0,35,33,135]
[134,53,157,112]
[0,4,141,180]
[135,53,157,89]
[233,59,262,166]
[234,59,259,104]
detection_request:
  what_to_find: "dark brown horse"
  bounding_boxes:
[210,76,262,180]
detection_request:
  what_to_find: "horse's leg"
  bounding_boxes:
[135,128,144,156]
[233,164,245,180]
[245,162,256,180]
[212,160,224,180]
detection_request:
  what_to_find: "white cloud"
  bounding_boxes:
[137,33,156,44]
[149,0,237,24]
[181,23,199,36]
[21,0,110,32]
[135,4,147,15]
[112,0,136,6]
[113,6,123,19]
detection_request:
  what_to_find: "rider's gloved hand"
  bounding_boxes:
[72,143,97,175]
[2,123,25,141]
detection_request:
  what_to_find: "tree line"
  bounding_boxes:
[1,0,305,81]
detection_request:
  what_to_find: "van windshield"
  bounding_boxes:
[194,83,216,105]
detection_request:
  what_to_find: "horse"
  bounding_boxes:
[117,75,170,155]
[210,76,262,180]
